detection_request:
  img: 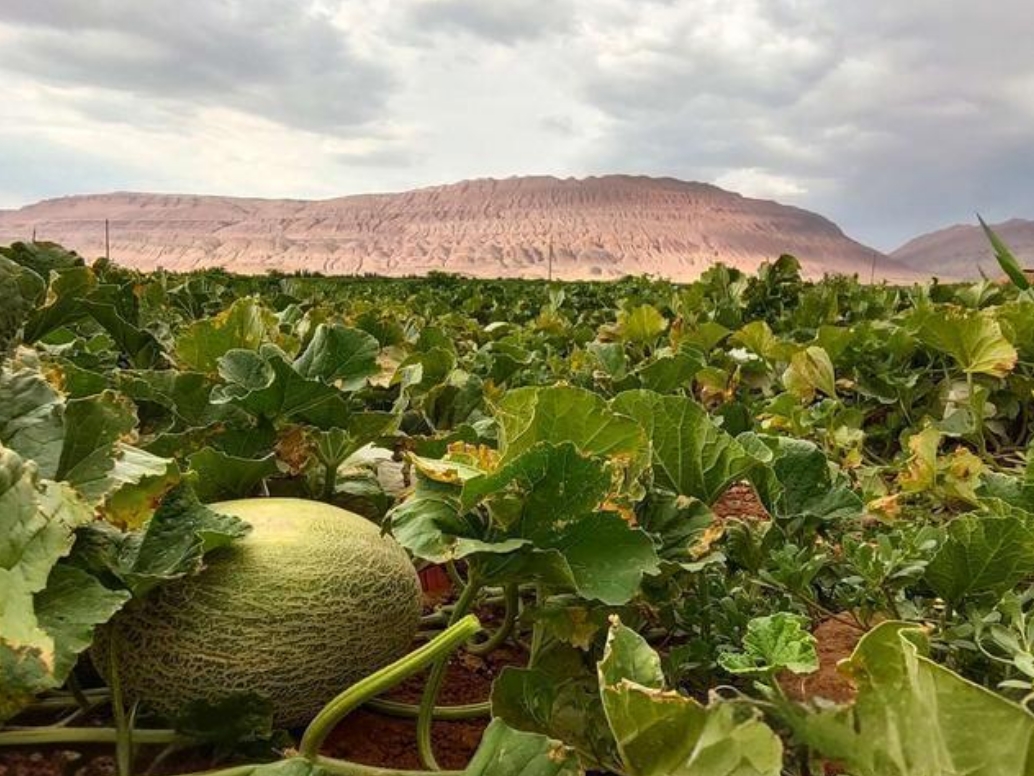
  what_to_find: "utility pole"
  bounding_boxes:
[869,251,877,284]
[547,239,554,282]
[31,227,36,242]
[105,219,110,260]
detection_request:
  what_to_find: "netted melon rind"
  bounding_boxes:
[93,498,422,727]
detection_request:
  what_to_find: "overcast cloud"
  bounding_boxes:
[1,0,1031,249]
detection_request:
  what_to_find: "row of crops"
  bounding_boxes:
[4,238,1034,775]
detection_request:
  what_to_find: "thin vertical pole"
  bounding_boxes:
[547,239,554,282]
[105,219,110,260]
[869,251,876,284]
[31,227,36,242]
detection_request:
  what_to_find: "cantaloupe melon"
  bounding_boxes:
[93,498,422,727]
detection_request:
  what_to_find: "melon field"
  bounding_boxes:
[5,237,1034,776]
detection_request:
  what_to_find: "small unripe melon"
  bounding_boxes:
[93,498,422,727]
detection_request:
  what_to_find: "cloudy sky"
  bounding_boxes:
[1,0,1032,249]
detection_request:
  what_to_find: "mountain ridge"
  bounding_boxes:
[891,218,1034,279]
[0,175,920,282]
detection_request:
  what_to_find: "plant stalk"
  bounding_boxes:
[365,699,490,720]
[0,728,182,747]
[299,614,481,760]
[416,575,483,771]
[466,583,518,657]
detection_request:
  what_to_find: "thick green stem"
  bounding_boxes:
[417,576,483,771]
[528,584,546,665]
[466,583,518,657]
[0,728,181,747]
[299,614,480,760]
[109,639,134,776]
[322,460,339,501]
[365,699,490,720]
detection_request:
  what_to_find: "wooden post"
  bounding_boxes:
[105,219,110,260]
[31,227,36,242]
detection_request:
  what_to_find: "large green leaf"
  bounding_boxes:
[292,323,380,391]
[782,346,837,401]
[214,347,352,429]
[69,482,250,598]
[175,297,276,373]
[915,306,1018,378]
[464,719,582,776]
[598,619,783,776]
[0,364,65,476]
[56,391,138,500]
[83,298,163,369]
[492,646,621,771]
[613,390,756,504]
[0,256,45,353]
[391,443,659,604]
[924,510,1034,604]
[617,304,668,345]
[187,447,279,503]
[0,444,115,720]
[743,434,862,525]
[789,622,1034,776]
[23,266,97,343]
[492,386,649,486]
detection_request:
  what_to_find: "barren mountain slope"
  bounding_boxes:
[0,175,918,281]
[891,218,1034,280]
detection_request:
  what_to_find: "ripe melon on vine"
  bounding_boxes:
[93,498,422,727]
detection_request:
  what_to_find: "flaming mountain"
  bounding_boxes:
[0,175,918,282]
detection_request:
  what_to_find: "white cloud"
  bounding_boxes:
[0,0,1032,248]
[714,168,807,200]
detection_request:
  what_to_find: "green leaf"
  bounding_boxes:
[743,434,862,525]
[0,256,45,353]
[980,216,1030,291]
[598,619,783,776]
[468,442,659,604]
[782,345,837,401]
[633,352,702,394]
[34,564,130,684]
[717,612,818,676]
[0,364,65,476]
[493,386,649,484]
[555,511,660,605]
[731,321,793,363]
[617,304,668,345]
[56,391,138,501]
[187,447,279,503]
[463,719,582,776]
[175,297,276,374]
[0,444,100,720]
[915,306,1018,378]
[214,348,352,429]
[789,621,1034,776]
[83,298,163,369]
[492,647,620,771]
[117,369,228,430]
[99,445,181,529]
[23,266,97,343]
[613,390,756,504]
[924,511,1034,604]
[71,482,250,598]
[292,324,380,391]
